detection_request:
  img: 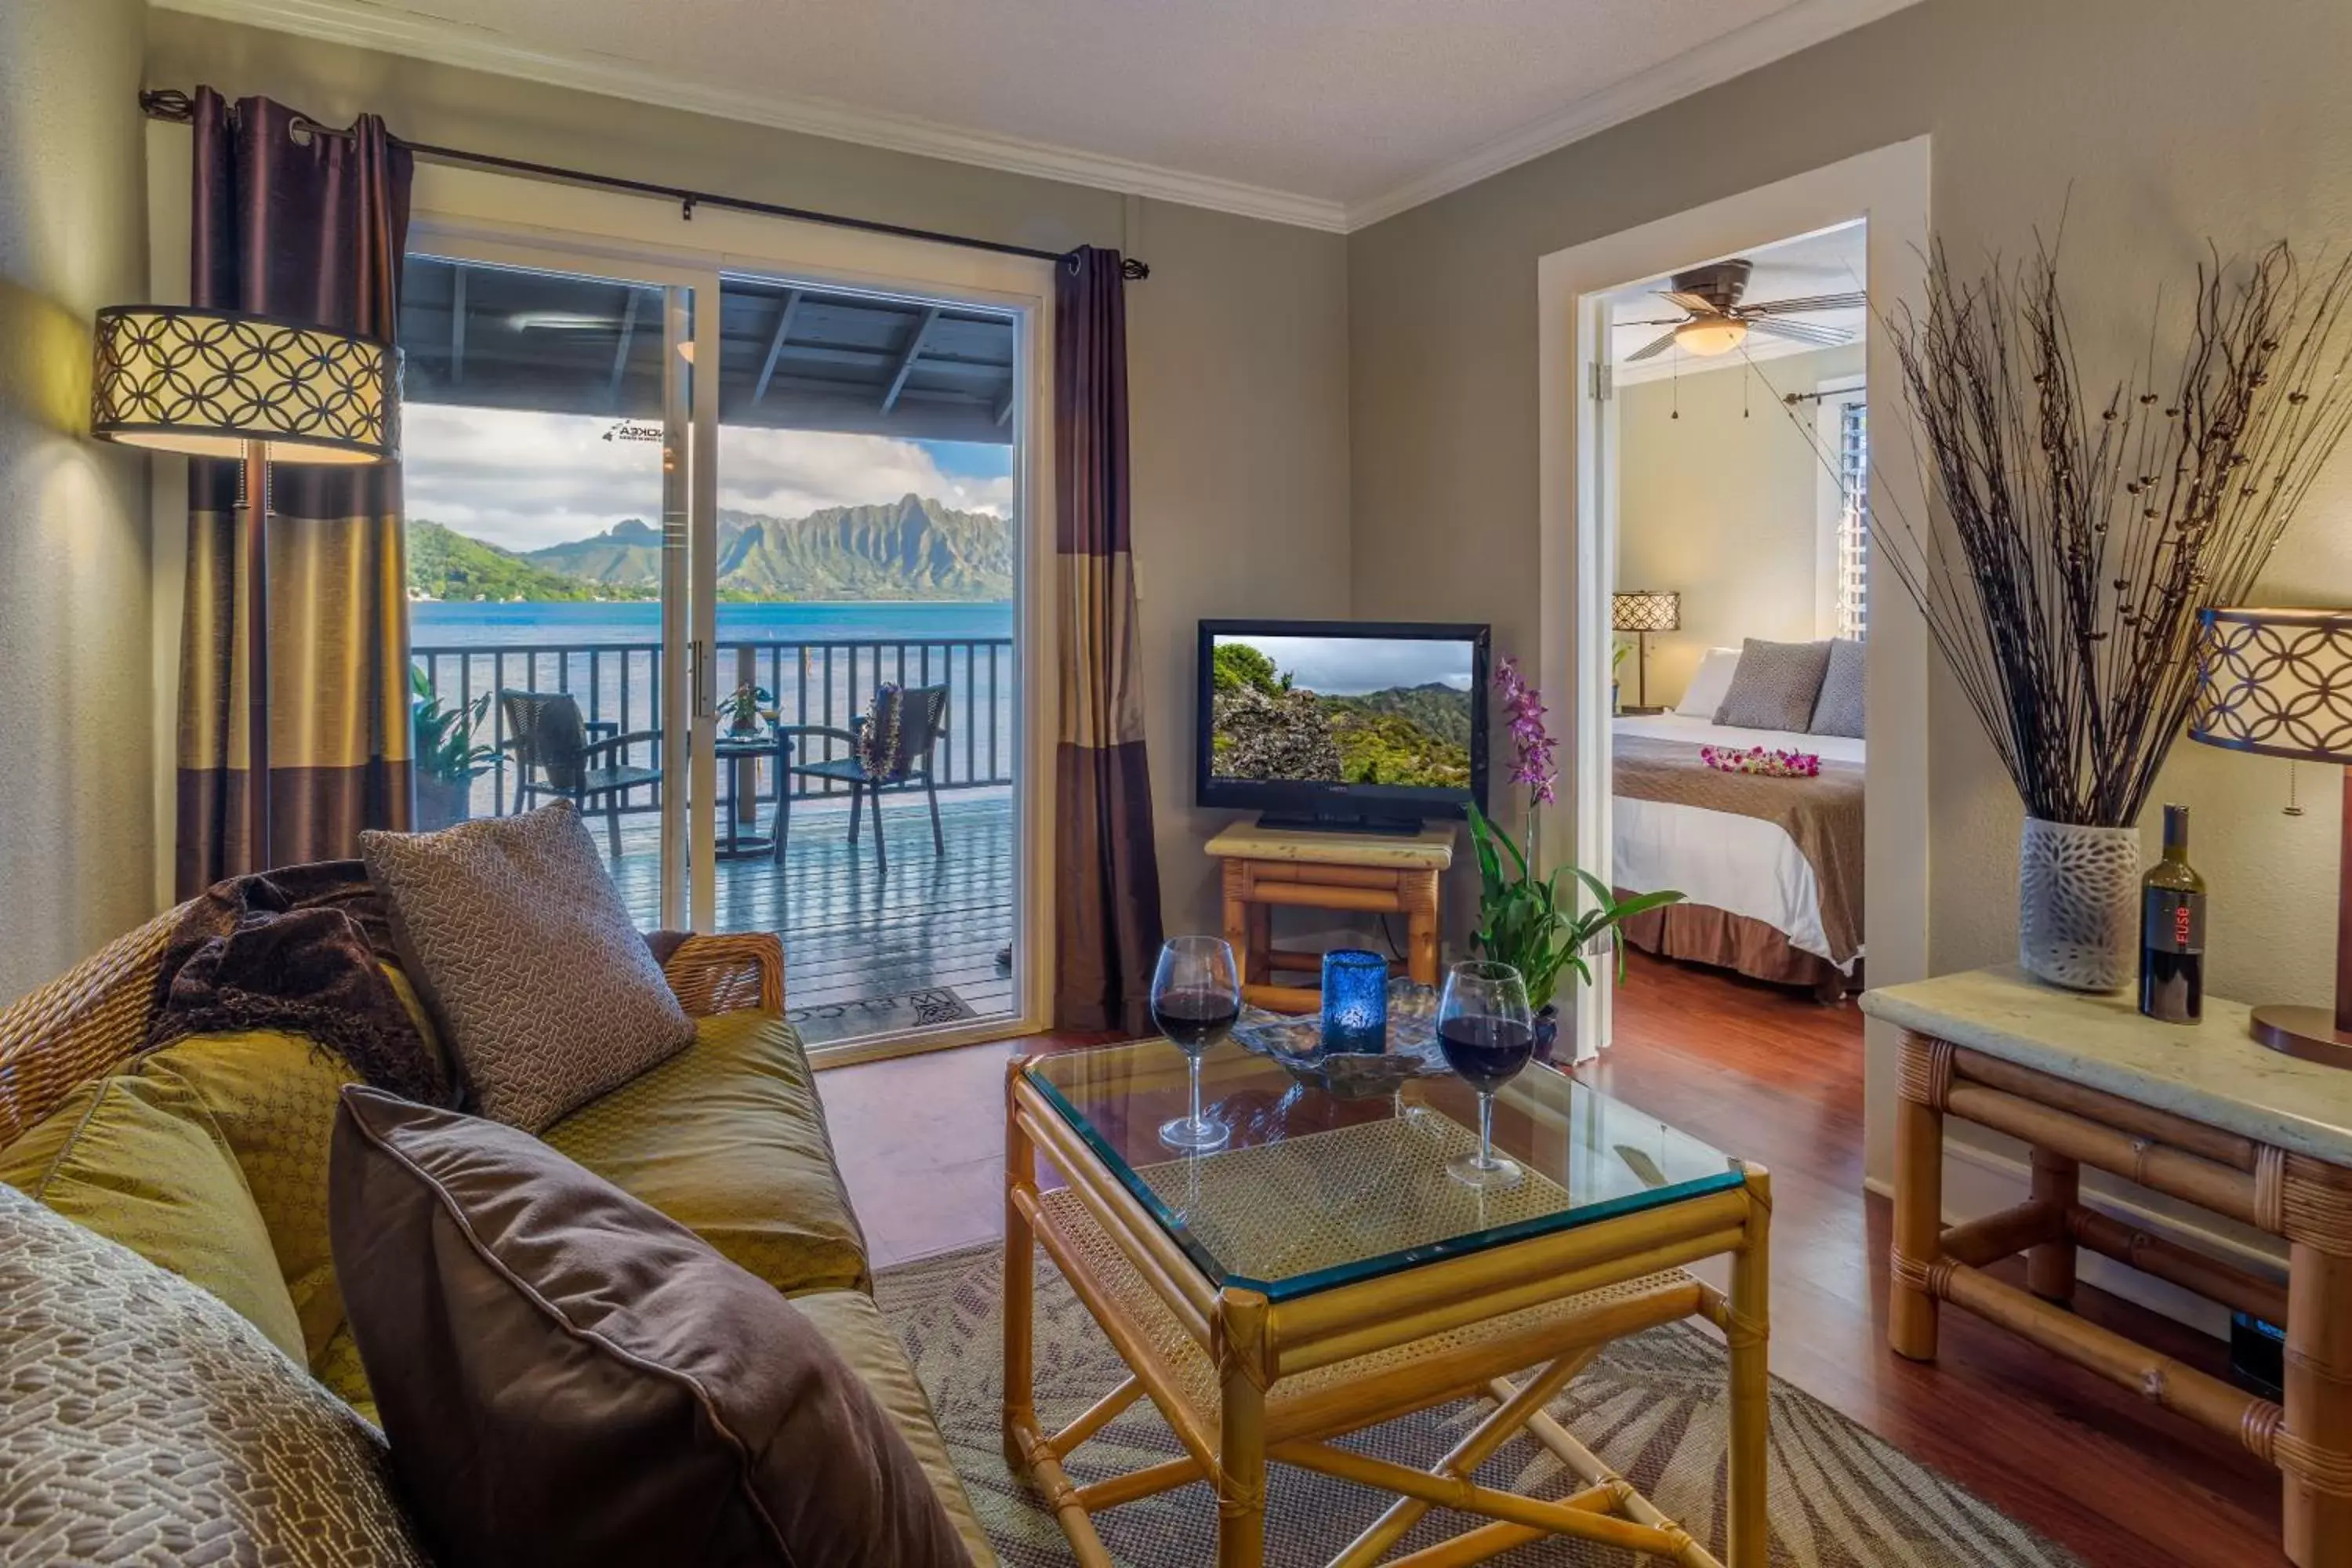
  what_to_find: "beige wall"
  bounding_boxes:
[1352,0,2352,1010]
[1615,345,1860,707]
[0,0,154,1004]
[142,13,1353,944]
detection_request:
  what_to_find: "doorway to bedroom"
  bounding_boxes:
[1535,139,1933,1165]
[1596,221,1869,1018]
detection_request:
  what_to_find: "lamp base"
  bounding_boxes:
[2249,1004,2352,1071]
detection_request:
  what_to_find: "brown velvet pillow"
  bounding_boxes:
[359,800,694,1131]
[327,1087,970,1568]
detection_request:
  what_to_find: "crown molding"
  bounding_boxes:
[154,0,1918,237]
[1340,0,1925,231]
[149,0,1352,232]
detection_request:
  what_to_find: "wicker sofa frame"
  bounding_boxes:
[0,906,784,1149]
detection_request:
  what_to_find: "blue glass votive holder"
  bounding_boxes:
[1320,949,1389,1054]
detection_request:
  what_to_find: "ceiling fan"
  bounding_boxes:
[1622,259,1865,361]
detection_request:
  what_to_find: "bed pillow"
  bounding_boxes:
[1673,647,1744,718]
[1715,638,1833,732]
[1809,637,1866,739]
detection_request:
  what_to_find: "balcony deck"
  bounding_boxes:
[604,790,1016,1047]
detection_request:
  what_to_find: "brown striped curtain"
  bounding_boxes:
[1054,249,1166,1033]
[176,89,415,894]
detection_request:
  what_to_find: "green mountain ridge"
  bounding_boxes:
[408,519,655,602]
[408,493,1012,602]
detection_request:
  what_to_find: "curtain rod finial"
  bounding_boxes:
[1121,258,1150,281]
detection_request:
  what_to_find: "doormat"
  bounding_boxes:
[790,986,980,1044]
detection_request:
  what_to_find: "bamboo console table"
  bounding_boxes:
[1004,1040,1773,1567]
[1863,967,2352,1568]
[1206,819,1454,1011]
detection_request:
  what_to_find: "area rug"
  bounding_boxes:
[875,1246,2080,1567]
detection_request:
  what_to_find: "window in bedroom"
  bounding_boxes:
[1835,397,1869,641]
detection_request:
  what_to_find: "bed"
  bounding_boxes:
[1611,710,1864,1000]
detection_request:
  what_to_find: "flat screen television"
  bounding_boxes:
[1196,619,1490,833]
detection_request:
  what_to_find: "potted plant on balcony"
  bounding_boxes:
[1468,657,1682,1059]
[411,669,495,831]
[723,682,775,735]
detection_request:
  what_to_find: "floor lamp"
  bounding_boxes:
[89,306,401,871]
[1612,590,1680,715]
[2188,606,2352,1067]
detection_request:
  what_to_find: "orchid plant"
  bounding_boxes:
[1466,656,1682,1014]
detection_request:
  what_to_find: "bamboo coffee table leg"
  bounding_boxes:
[1889,1036,1947,1360]
[1726,1167,1773,1568]
[1216,1288,1271,1568]
[2283,1240,2352,1567]
[1003,1061,1038,1471]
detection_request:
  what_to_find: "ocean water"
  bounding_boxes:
[412,599,1014,648]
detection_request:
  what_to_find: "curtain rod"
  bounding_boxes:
[139,89,1149,280]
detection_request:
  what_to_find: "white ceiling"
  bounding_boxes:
[159,0,1919,231]
[1606,220,1866,383]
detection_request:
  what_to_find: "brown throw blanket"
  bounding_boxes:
[1612,735,1864,965]
[148,860,450,1105]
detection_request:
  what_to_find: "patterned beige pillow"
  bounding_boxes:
[0,1183,429,1566]
[361,800,695,1132]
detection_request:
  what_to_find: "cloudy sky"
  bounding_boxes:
[1221,635,1479,695]
[403,403,1015,553]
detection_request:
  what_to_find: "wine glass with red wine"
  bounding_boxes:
[1436,960,1535,1189]
[1151,936,1240,1152]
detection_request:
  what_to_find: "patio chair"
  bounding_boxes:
[777,684,949,876]
[497,689,662,859]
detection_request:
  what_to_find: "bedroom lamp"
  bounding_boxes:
[1612,590,1680,715]
[2187,606,2352,1068]
[90,304,401,870]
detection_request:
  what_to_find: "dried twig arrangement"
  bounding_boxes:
[1878,239,2352,826]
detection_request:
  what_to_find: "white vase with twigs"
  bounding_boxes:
[1876,239,2352,989]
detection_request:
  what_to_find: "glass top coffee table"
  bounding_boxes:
[1002,1037,1773,1568]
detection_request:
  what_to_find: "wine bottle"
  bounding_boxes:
[2140,804,2205,1024]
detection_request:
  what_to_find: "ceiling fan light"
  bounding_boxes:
[1675,318,1748,357]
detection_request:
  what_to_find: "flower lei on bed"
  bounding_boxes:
[1700,743,1820,778]
[855,683,903,779]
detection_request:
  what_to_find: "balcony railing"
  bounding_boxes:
[412,637,1017,822]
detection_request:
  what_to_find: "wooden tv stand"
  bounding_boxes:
[1204,818,1454,1011]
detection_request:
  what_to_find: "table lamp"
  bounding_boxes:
[2187,606,2352,1067]
[90,305,401,870]
[1611,590,1680,714]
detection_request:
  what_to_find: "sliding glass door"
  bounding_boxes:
[401,227,1034,1052]
[695,273,1027,1048]
[397,244,705,931]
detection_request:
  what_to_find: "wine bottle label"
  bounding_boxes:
[2144,888,2204,953]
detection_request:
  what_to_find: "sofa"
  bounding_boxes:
[0,905,996,1565]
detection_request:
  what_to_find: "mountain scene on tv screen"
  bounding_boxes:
[405,492,1012,603]
[1210,637,1473,790]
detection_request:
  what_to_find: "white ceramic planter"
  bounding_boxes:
[2018,816,2140,992]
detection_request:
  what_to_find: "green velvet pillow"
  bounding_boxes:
[0,1073,307,1362]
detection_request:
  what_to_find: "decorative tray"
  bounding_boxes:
[1229,978,1450,1098]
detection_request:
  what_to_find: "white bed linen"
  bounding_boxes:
[1611,712,1863,972]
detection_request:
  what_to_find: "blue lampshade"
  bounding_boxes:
[1320,949,1388,1054]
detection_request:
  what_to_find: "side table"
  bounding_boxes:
[1863,967,2352,1568]
[1205,818,1454,1011]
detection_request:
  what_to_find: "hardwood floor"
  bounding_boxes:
[815,949,2288,1566]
